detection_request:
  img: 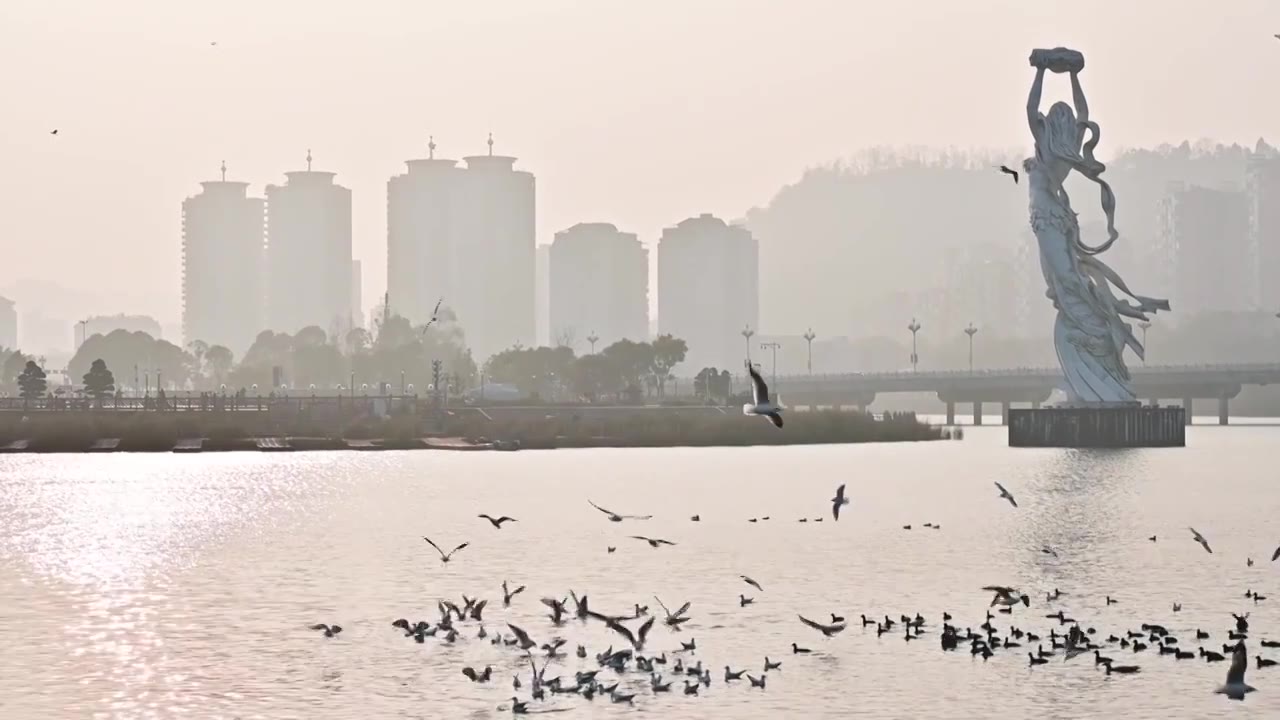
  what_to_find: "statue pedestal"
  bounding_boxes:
[1008,406,1185,448]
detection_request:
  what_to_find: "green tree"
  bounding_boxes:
[69,330,194,392]
[601,339,654,398]
[650,334,688,397]
[205,345,234,387]
[2,350,27,391]
[568,353,613,402]
[485,345,576,397]
[82,358,116,405]
[17,360,47,402]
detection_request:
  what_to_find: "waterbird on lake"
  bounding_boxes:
[831,483,850,520]
[999,165,1020,184]
[1041,545,1059,558]
[994,482,1018,508]
[725,666,746,682]
[748,673,766,688]
[1149,535,1157,542]
[478,514,517,529]
[1105,661,1141,675]
[743,361,783,428]
[1189,527,1213,554]
[506,623,537,651]
[502,580,526,606]
[309,623,342,637]
[740,595,754,607]
[588,500,652,522]
[509,697,528,714]
[629,535,676,548]
[541,597,568,625]
[764,656,782,671]
[462,665,493,683]
[422,537,469,563]
[1215,642,1257,700]
[798,614,847,637]
[741,575,763,592]
[1259,656,1278,668]
[690,515,700,522]
[607,546,616,553]
[792,643,812,654]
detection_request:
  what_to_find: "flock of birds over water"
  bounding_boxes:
[303,467,1280,714]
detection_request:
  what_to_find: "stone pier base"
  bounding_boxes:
[1008,406,1185,448]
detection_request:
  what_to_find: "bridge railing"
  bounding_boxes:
[774,363,1280,383]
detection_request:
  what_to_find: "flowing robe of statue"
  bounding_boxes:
[1024,48,1169,405]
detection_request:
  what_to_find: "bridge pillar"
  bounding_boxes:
[973,402,983,426]
[1219,395,1229,426]
[1182,398,1192,425]
[1148,398,1158,407]
[1001,401,1011,426]
[945,401,955,425]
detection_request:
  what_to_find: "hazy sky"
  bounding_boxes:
[2,0,1277,344]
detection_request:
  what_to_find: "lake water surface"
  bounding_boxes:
[2,427,1279,718]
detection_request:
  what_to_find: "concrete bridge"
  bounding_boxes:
[773,363,1280,425]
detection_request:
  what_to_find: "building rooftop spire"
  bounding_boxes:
[487,132,493,156]
[220,160,226,182]
[428,135,436,159]
[306,148,312,171]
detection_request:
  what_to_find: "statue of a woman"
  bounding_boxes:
[1024,49,1169,405]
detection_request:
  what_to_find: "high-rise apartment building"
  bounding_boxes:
[386,137,534,360]
[1248,155,1280,311]
[549,223,648,352]
[1157,182,1252,314]
[0,296,15,350]
[657,214,759,372]
[265,152,353,339]
[181,164,265,355]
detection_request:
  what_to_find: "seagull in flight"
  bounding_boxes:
[1189,527,1213,554]
[983,585,1030,607]
[655,596,692,629]
[502,580,526,606]
[743,361,783,428]
[798,614,847,637]
[309,623,343,637]
[1272,544,1280,562]
[1215,642,1256,700]
[421,297,444,333]
[605,615,656,651]
[831,483,850,521]
[1041,545,1059,558]
[741,575,763,592]
[478,514,517,529]
[998,165,1019,184]
[994,482,1018,508]
[423,536,469,563]
[588,500,651,522]
[50,129,58,135]
[629,535,676,548]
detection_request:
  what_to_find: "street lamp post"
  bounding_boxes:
[760,341,781,390]
[802,328,816,375]
[587,331,599,355]
[907,318,922,372]
[1138,321,1152,365]
[741,326,755,363]
[964,323,979,373]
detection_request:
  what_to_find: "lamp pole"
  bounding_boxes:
[587,331,599,355]
[741,325,755,363]
[964,322,979,373]
[802,328,816,375]
[760,341,781,390]
[907,318,922,372]
[1138,321,1152,365]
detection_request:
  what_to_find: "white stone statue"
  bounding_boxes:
[1024,48,1169,405]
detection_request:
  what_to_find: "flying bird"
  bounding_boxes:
[743,361,783,428]
[309,623,343,637]
[831,483,850,521]
[588,499,651,522]
[1041,545,1059,558]
[421,297,444,333]
[502,580,526,606]
[629,535,676,548]
[1271,544,1280,562]
[1189,527,1213,554]
[50,129,58,135]
[423,536,469,563]
[506,623,537,651]
[998,165,1019,184]
[983,586,1030,608]
[606,616,655,651]
[994,482,1018,508]
[478,514,517,529]
[798,614,847,637]
[655,596,692,629]
[1215,642,1257,700]
[741,575,763,592]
